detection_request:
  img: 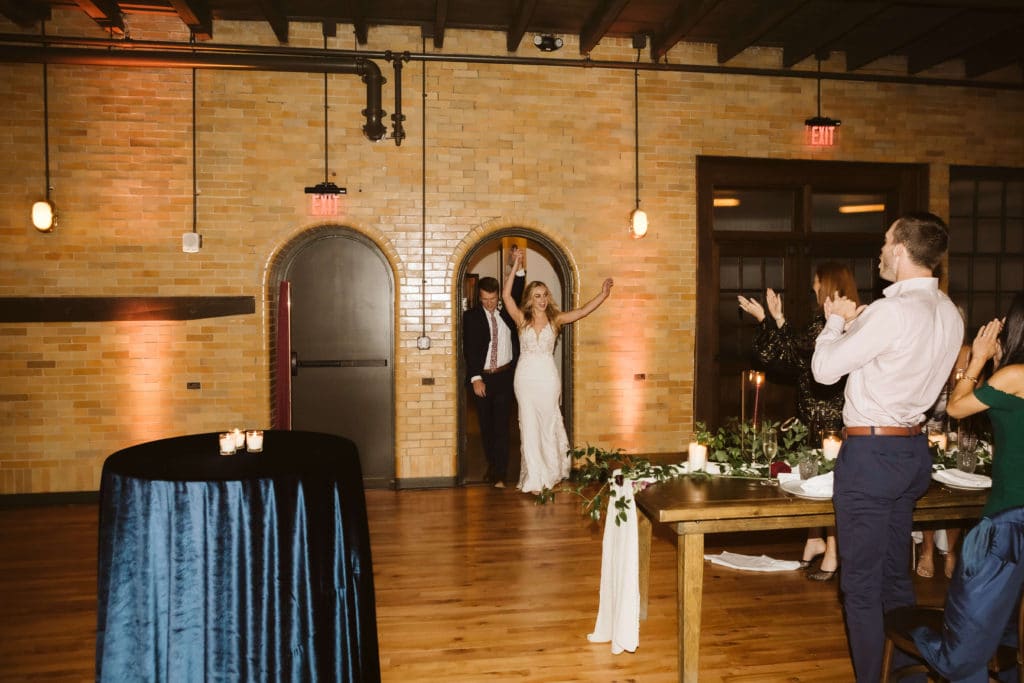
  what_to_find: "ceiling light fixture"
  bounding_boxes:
[629,35,648,239]
[533,34,563,52]
[838,203,886,214]
[306,33,346,216]
[31,24,54,232]
[805,57,840,147]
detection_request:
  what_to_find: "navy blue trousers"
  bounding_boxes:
[911,505,1024,683]
[833,433,933,682]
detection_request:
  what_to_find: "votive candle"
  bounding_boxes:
[822,433,843,461]
[245,430,264,453]
[219,433,236,456]
[232,428,245,449]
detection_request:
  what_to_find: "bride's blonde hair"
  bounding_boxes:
[520,281,563,336]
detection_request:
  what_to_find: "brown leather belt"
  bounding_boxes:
[842,424,925,438]
[482,362,511,375]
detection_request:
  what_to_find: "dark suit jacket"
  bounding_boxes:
[463,274,525,382]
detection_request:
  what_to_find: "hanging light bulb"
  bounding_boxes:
[630,207,648,239]
[32,199,55,232]
[628,39,648,239]
[32,41,55,233]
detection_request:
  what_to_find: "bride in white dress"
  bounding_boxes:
[502,250,613,493]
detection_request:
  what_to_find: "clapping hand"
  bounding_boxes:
[737,295,765,323]
[971,318,1003,364]
[764,288,785,327]
[823,291,866,324]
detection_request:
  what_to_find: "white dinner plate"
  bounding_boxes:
[780,479,832,501]
[932,469,991,490]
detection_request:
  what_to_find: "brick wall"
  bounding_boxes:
[1,12,1021,493]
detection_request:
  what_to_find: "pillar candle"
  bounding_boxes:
[688,442,708,472]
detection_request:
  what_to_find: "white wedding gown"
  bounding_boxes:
[514,323,571,493]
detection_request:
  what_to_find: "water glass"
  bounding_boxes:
[957,449,978,474]
[799,454,819,480]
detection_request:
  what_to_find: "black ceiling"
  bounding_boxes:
[2,0,1023,83]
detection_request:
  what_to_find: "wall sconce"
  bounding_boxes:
[805,57,840,147]
[32,59,55,232]
[628,36,648,239]
[533,34,563,52]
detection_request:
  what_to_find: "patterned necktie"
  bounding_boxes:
[489,310,499,370]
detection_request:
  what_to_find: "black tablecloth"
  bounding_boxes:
[96,430,380,682]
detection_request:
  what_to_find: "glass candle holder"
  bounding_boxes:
[219,432,237,456]
[245,430,264,453]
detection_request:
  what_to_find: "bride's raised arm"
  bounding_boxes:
[557,278,613,325]
[502,250,526,326]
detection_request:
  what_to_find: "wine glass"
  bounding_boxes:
[761,427,778,466]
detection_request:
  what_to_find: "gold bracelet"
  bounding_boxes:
[955,370,978,385]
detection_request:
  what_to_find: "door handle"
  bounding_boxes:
[291,351,387,376]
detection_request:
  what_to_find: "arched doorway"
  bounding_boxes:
[456,229,573,486]
[272,227,396,488]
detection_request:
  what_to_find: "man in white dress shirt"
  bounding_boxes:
[811,212,964,682]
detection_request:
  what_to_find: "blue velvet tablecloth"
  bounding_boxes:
[96,430,380,683]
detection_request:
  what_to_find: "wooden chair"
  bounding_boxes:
[881,602,1024,682]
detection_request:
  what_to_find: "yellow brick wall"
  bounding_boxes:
[0,11,1022,493]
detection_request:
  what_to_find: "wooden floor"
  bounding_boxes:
[0,486,954,682]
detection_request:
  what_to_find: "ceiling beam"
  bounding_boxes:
[71,0,125,36]
[781,1,886,68]
[255,0,290,43]
[506,0,538,52]
[717,0,808,64]
[844,6,959,71]
[167,0,213,41]
[962,26,1024,77]
[432,0,449,49]
[651,0,724,62]
[906,10,1024,74]
[348,0,369,44]
[0,0,50,27]
[579,0,630,55]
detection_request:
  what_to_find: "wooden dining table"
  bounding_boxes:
[634,475,988,683]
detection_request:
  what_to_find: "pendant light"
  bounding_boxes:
[628,38,648,239]
[32,24,55,232]
[305,33,346,215]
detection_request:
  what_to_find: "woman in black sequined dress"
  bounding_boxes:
[738,262,860,581]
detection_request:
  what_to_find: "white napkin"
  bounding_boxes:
[800,471,833,496]
[704,551,802,572]
[934,469,992,489]
[777,471,800,485]
[588,471,644,654]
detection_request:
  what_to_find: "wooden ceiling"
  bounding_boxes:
[2,0,1022,83]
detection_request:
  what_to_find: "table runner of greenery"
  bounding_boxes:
[539,418,992,525]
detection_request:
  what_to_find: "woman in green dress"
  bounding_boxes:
[912,290,1024,681]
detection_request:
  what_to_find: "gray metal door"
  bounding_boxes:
[286,232,394,487]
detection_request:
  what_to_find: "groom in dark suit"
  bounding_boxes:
[463,265,525,487]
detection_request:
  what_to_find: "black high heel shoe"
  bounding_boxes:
[808,566,837,581]
[799,552,824,570]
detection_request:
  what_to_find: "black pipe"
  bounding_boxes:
[384,50,409,146]
[0,33,1019,91]
[0,45,388,141]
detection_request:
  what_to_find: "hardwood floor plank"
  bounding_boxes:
[0,487,955,681]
